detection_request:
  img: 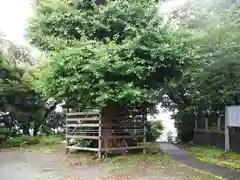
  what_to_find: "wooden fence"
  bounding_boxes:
[65,106,147,158]
[193,115,240,153]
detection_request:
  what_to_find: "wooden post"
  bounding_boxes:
[195,119,198,130]
[65,115,69,154]
[205,118,208,130]
[143,108,147,154]
[98,112,102,159]
[217,116,221,130]
[225,106,230,151]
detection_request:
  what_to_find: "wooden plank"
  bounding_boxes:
[100,145,146,151]
[66,117,99,121]
[143,109,147,154]
[65,112,69,153]
[225,106,230,151]
[217,116,221,130]
[98,112,102,159]
[195,119,198,130]
[101,124,144,127]
[100,136,143,140]
[66,146,99,152]
[110,121,145,124]
[205,118,208,130]
[66,135,99,140]
[67,112,100,116]
[66,124,99,127]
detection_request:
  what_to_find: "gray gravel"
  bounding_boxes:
[0,146,222,180]
[0,148,107,180]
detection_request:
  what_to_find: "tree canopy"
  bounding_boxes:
[28,0,195,108]
[161,0,240,141]
[26,0,240,142]
[0,33,45,135]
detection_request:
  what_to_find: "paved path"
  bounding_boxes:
[159,143,240,180]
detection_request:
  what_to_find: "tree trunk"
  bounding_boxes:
[22,125,30,135]
[33,125,39,136]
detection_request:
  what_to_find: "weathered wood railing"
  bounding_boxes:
[65,106,147,158]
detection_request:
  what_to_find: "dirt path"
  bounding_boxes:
[0,145,222,180]
[0,146,107,180]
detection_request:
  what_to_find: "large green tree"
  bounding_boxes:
[162,0,240,141]
[28,0,195,109]
[0,34,45,135]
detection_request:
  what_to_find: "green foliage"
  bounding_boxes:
[26,0,240,144]
[146,120,164,142]
[4,135,63,147]
[28,0,195,108]
[6,136,40,147]
[0,34,46,136]
[28,0,159,52]
[0,127,9,141]
[37,135,63,145]
[76,139,93,147]
[162,1,240,142]
[185,145,240,170]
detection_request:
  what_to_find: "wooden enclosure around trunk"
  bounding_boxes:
[65,105,147,158]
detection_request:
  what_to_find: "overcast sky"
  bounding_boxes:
[0,0,33,45]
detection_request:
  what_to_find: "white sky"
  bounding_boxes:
[0,0,33,45]
[0,0,177,141]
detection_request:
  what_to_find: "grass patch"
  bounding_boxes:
[102,151,171,173]
[37,135,63,146]
[107,152,165,164]
[5,136,40,147]
[184,145,240,170]
[100,142,169,173]
[102,150,222,179]
[1,135,64,148]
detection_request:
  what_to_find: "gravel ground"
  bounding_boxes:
[0,145,221,180]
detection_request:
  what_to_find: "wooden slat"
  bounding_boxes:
[101,123,144,127]
[66,146,99,152]
[100,136,143,140]
[143,111,147,154]
[66,124,99,127]
[67,112,100,116]
[98,111,102,158]
[101,125,144,129]
[100,145,146,151]
[66,117,99,121]
[66,135,99,140]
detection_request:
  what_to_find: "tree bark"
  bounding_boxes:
[33,125,39,136]
[22,125,30,135]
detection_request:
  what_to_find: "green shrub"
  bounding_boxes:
[146,120,164,142]
[4,135,64,147]
[6,136,40,147]
[0,127,9,141]
[37,135,63,145]
[75,139,93,147]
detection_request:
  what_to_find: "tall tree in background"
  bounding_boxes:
[162,1,240,141]
[0,33,44,135]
